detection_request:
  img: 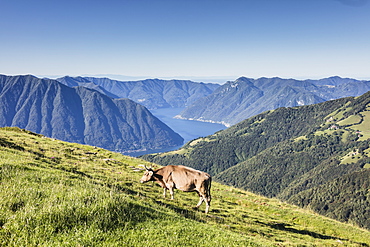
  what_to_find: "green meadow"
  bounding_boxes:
[1,127,370,246]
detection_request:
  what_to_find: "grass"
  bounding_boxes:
[340,149,366,165]
[188,137,213,146]
[293,135,307,142]
[337,115,362,126]
[346,111,370,141]
[157,147,192,156]
[323,106,370,141]
[1,127,370,246]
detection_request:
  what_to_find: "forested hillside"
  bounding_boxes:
[141,91,370,229]
[142,96,352,175]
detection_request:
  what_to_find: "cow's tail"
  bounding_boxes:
[205,175,212,213]
[206,175,212,199]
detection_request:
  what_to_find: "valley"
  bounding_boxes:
[126,107,227,156]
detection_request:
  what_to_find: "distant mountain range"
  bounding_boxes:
[141,90,370,229]
[56,76,370,128]
[177,76,370,126]
[0,75,183,153]
[57,76,220,110]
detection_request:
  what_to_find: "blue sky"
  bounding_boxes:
[1,0,370,81]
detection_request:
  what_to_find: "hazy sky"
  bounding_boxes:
[1,0,370,81]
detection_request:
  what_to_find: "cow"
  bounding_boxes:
[139,165,212,213]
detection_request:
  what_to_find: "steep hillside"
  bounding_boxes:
[141,91,370,229]
[142,97,352,175]
[178,76,370,126]
[289,169,370,229]
[0,75,183,153]
[1,127,369,246]
[57,76,220,109]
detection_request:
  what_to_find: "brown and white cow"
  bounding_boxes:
[140,165,212,213]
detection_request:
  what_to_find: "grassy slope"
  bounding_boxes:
[1,127,370,246]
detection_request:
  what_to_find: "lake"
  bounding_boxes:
[125,108,227,156]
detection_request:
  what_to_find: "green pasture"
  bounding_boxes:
[1,127,370,246]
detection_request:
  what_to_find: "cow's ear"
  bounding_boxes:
[148,171,154,176]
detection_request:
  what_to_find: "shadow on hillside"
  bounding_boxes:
[0,137,25,151]
[153,200,206,223]
[51,201,166,234]
[256,221,369,246]
[267,222,343,240]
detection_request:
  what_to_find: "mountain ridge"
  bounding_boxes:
[178,76,370,126]
[57,76,220,110]
[0,74,183,153]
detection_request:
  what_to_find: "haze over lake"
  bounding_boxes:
[125,108,227,156]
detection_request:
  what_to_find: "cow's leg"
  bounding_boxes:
[168,187,174,200]
[196,192,204,208]
[163,188,167,198]
[195,191,205,209]
[197,190,211,213]
[164,177,175,200]
[205,195,211,214]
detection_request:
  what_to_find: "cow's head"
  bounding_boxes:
[140,166,154,183]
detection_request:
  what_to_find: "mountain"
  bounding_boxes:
[178,76,370,126]
[140,91,370,229]
[1,127,369,246]
[0,75,183,153]
[57,76,220,110]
